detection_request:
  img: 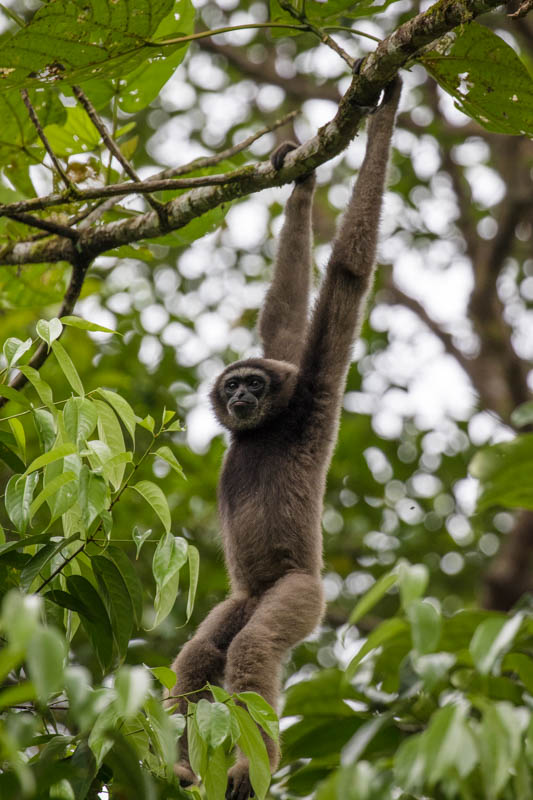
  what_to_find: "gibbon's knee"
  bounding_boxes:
[167,637,225,705]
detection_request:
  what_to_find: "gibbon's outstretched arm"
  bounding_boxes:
[258,165,315,367]
[300,77,402,400]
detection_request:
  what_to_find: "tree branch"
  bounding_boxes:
[0,0,504,267]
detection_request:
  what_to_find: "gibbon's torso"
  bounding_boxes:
[218,382,341,594]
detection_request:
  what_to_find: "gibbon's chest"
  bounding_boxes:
[218,429,323,526]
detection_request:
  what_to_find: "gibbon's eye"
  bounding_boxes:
[248,377,264,391]
[225,379,239,393]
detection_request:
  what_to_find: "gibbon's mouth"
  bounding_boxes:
[229,398,256,417]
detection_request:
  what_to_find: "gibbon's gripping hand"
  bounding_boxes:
[270,141,316,186]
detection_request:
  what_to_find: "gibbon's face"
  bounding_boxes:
[210,358,297,432]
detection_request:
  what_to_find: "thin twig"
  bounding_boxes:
[75,110,299,226]
[160,109,299,177]
[71,85,166,218]
[278,0,355,68]
[6,211,80,241]
[20,89,73,192]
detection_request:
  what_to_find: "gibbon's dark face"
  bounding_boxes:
[210,358,298,432]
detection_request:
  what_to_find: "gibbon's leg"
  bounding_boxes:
[258,152,316,367]
[224,572,325,800]
[166,594,256,785]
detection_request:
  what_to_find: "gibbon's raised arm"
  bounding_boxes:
[258,170,315,367]
[299,77,402,398]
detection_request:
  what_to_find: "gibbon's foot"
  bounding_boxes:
[270,141,315,185]
[226,763,255,800]
[174,761,198,787]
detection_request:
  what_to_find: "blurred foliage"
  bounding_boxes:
[1,0,533,798]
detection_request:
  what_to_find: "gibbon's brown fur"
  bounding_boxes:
[167,76,402,800]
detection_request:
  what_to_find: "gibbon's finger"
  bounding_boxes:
[270,140,299,170]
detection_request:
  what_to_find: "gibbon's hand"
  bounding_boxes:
[270,141,316,185]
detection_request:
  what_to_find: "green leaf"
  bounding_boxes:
[137,414,155,433]
[153,445,186,479]
[511,401,533,428]
[79,466,109,528]
[8,418,25,464]
[231,704,271,800]
[0,384,32,408]
[63,397,98,447]
[44,454,81,523]
[204,744,227,800]
[469,434,533,510]
[92,555,134,663]
[186,544,199,622]
[188,714,208,779]
[33,408,56,451]
[93,398,126,489]
[398,562,429,610]
[407,600,442,654]
[348,570,398,625]
[421,23,533,136]
[150,666,177,691]
[470,614,523,675]
[66,575,113,672]
[478,703,520,799]
[60,315,119,334]
[24,442,77,475]
[0,531,55,557]
[238,693,279,742]
[45,106,101,157]
[131,480,171,533]
[20,532,80,591]
[36,317,63,346]
[96,388,136,442]
[151,534,188,627]
[5,472,39,533]
[29,471,77,519]
[3,336,32,368]
[0,0,178,90]
[345,619,410,681]
[51,339,85,396]
[26,626,66,702]
[0,681,36,710]
[424,705,476,787]
[132,526,153,559]
[19,366,54,409]
[196,699,231,749]
[118,0,195,112]
[105,546,143,627]
[115,666,151,718]
[0,440,25,472]
[1,590,42,648]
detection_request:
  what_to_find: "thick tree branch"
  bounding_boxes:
[0,0,504,267]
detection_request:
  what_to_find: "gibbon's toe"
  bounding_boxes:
[226,764,255,800]
[174,761,197,786]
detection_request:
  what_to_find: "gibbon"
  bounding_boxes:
[167,76,402,800]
